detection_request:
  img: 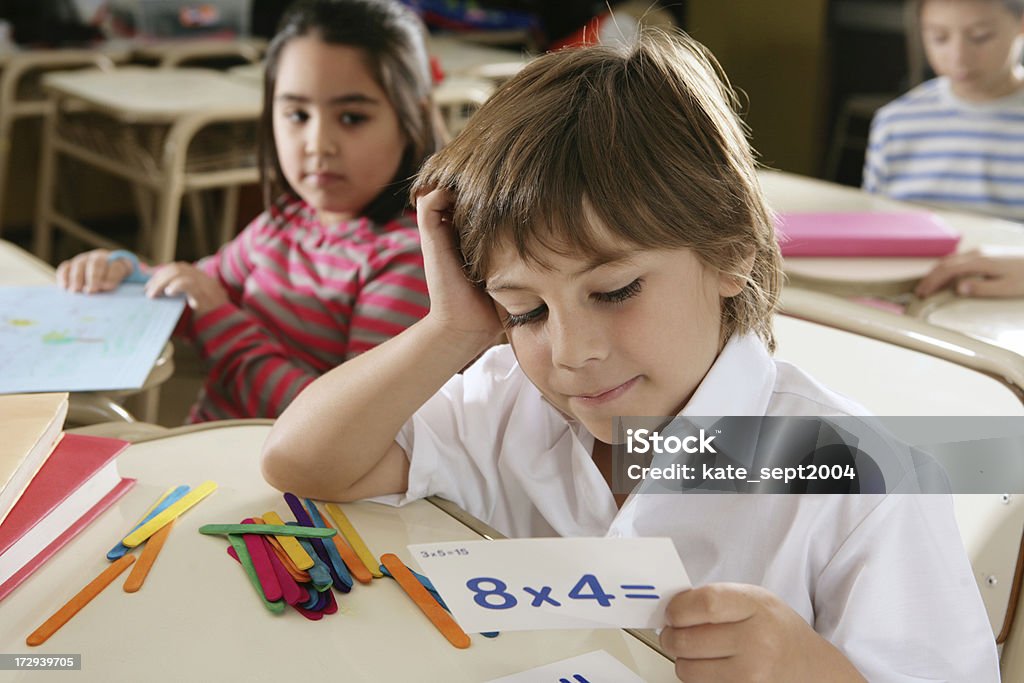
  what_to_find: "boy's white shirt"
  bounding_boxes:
[383,333,998,682]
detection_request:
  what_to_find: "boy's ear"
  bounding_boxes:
[717,250,755,298]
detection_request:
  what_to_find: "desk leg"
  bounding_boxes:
[32,102,58,262]
[151,175,185,264]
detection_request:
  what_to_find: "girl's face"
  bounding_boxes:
[484,219,742,444]
[921,0,1024,101]
[273,36,407,222]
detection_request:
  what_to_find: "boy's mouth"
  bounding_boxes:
[570,376,641,404]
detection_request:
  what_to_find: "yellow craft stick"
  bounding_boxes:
[263,510,314,570]
[27,555,136,646]
[325,502,382,578]
[122,481,217,547]
[123,519,174,593]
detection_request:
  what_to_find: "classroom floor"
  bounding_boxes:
[155,340,204,426]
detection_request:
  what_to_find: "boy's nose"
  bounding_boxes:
[305,119,338,156]
[549,311,609,369]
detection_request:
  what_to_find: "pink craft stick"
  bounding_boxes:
[260,535,304,606]
[291,602,325,621]
[321,587,338,615]
[241,518,282,602]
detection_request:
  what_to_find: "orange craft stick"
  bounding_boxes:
[123,519,174,593]
[380,553,470,649]
[317,505,373,584]
[27,555,136,646]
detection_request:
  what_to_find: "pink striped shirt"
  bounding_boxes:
[178,198,429,423]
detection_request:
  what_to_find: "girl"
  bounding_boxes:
[263,31,997,682]
[56,0,445,422]
[865,0,1024,222]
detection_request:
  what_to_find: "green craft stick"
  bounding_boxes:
[200,524,336,539]
[227,534,285,614]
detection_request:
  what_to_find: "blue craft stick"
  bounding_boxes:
[284,493,349,593]
[378,564,499,638]
[300,585,327,611]
[303,498,353,590]
[288,524,333,591]
[106,485,191,560]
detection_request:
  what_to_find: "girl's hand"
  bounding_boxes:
[659,584,866,682]
[56,249,133,293]
[915,250,1024,298]
[144,263,228,314]
[415,188,504,343]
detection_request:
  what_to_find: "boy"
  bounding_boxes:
[265,30,999,681]
[864,0,1024,222]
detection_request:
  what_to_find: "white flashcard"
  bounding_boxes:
[483,650,647,683]
[407,537,690,633]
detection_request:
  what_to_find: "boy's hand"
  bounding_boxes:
[144,263,228,314]
[415,188,504,344]
[915,250,1024,298]
[56,249,133,293]
[660,584,866,682]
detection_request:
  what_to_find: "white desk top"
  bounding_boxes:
[0,424,677,682]
[761,170,1024,294]
[42,67,261,123]
[0,240,53,286]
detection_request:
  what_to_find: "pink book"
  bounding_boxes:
[776,211,961,257]
[0,433,135,602]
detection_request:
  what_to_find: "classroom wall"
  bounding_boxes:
[686,0,829,177]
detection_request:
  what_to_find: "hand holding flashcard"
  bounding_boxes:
[407,537,689,633]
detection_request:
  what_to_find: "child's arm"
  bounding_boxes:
[261,189,505,501]
[659,584,867,682]
[57,249,141,293]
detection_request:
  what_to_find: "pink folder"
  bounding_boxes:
[776,211,961,257]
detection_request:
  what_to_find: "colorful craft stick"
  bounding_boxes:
[27,555,136,646]
[225,536,285,614]
[304,499,353,589]
[325,503,383,578]
[380,553,471,649]
[107,485,190,560]
[123,481,217,547]
[265,535,311,583]
[262,511,314,570]
[292,533,334,591]
[378,563,499,638]
[241,519,282,602]
[284,494,348,591]
[318,506,373,584]
[263,539,305,606]
[123,519,174,593]
[199,523,335,539]
[301,585,328,611]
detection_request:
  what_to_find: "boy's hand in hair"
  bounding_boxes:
[415,188,504,346]
[57,249,135,294]
[660,584,867,682]
[915,250,1024,298]
[145,262,228,314]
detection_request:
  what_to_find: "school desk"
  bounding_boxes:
[761,169,1024,297]
[0,47,130,235]
[33,67,262,265]
[0,238,173,425]
[0,421,678,682]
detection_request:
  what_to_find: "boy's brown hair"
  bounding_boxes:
[413,30,782,350]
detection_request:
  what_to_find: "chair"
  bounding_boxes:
[433,76,493,136]
[824,1,927,181]
[775,287,1024,676]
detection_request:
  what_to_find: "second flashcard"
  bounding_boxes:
[407,537,690,633]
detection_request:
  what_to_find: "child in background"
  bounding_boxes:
[56,0,445,422]
[263,31,997,681]
[864,0,1024,222]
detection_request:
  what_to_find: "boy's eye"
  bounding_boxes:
[593,278,643,304]
[502,304,547,329]
[969,32,994,44]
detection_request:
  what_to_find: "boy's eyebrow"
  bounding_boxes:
[274,93,382,106]
[486,253,640,292]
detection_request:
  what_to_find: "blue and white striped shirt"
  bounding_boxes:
[864,77,1024,223]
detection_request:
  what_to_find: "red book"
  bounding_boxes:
[0,433,135,602]
[776,211,961,257]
